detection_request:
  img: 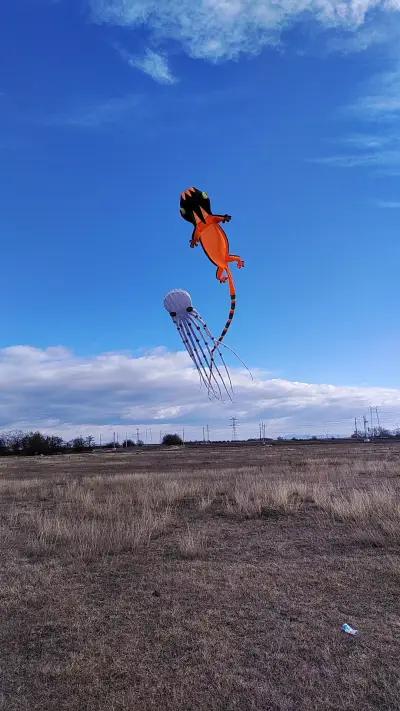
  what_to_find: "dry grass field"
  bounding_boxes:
[1,442,400,710]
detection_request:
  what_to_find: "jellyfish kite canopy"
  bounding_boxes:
[164,289,233,401]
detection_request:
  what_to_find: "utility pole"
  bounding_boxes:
[354,417,358,437]
[136,428,140,445]
[99,433,102,447]
[230,417,238,442]
[363,416,368,439]
[182,427,185,443]
[203,426,205,443]
[113,431,116,450]
[375,407,381,430]
[369,407,374,437]
[206,425,210,443]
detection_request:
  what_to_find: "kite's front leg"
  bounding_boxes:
[211,214,232,224]
[228,254,245,269]
[190,230,200,249]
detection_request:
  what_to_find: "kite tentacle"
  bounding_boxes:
[190,313,233,398]
[194,310,253,381]
[185,319,223,398]
[181,320,220,400]
[186,317,231,401]
[176,322,211,395]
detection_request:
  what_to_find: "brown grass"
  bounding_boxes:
[227,474,310,516]
[0,442,400,710]
[176,524,208,559]
[24,505,172,560]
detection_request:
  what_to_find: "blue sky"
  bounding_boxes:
[1,0,400,439]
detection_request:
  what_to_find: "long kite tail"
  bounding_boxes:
[211,269,236,356]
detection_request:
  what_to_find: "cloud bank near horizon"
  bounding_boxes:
[1,345,400,441]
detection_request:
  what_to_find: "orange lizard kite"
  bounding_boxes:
[179,187,245,346]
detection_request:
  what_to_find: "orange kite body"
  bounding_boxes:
[192,214,244,296]
[179,187,245,346]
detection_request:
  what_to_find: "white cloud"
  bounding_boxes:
[124,48,177,84]
[90,0,400,61]
[2,345,400,440]
[328,10,400,53]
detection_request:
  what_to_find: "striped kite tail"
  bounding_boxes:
[212,271,236,355]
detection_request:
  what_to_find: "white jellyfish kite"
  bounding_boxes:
[164,289,250,401]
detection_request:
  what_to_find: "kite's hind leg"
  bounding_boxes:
[216,266,228,283]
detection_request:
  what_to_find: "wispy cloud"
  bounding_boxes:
[312,147,400,169]
[350,64,400,120]
[44,94,143,128]
[328,13,400,54]
[377,199,400,208]
[90,0,400,62]
[120,47,177,84]
[340,133,395,149]
[313,63,400,174]
[2,345,400,440]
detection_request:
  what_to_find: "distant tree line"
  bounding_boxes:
[0,430,188,456]
[3,426,398,457]
[0,431,98,457]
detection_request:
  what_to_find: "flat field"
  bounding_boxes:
[1,442,400,710]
